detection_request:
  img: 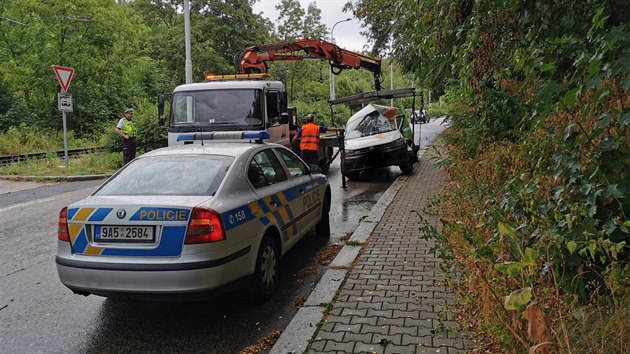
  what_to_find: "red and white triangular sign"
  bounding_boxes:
[52,65,75,93]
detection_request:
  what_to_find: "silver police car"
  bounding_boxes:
[56,134,330,301]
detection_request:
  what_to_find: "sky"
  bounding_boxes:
[252,0,369,52]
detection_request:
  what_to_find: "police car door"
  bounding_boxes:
[247,148,297,251]
[273,147,324,236]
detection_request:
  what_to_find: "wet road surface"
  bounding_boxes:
[0,117,447,353]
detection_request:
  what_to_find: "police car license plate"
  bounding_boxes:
[94,225,155,243]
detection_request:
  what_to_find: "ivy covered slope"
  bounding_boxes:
[351,0,629,351]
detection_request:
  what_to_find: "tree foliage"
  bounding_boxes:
[350,0,629,351]
[0,0,363,147]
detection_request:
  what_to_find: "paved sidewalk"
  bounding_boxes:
[272,141,471,354]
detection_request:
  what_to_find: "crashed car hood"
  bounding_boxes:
[344,130,403,150]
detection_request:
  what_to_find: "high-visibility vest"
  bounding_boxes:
[121,119,137,137]
[300,123,320,151]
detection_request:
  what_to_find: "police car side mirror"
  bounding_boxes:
[309,165,323,174]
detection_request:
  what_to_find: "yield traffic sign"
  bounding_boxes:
[52,65,75,93]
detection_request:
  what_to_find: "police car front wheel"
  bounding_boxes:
[315,190,331,238]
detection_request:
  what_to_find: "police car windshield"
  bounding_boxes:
[94,155,233,196]
[171,89,264,127]
[345,110,397,139]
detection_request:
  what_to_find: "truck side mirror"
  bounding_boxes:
[157,93,172,127]
[288,107,297,130]
[279,112,289,125]
[157,94,166,127]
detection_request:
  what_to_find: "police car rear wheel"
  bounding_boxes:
[248,236,279,302]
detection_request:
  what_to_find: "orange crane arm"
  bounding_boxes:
[235,37,382,91]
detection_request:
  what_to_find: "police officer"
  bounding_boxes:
[295,114,338,166]
[115,108,138,165]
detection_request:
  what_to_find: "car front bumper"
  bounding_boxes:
[343,144,409,173]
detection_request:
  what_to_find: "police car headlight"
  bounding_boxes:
[391,138,405,147]
[344,149,355,156]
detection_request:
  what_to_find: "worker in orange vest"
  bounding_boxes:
[294,114,338,166]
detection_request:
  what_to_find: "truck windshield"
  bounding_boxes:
[171,89,263,127]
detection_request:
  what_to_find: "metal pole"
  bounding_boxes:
[184,0,193,84]
[329,18,352,102]
[62,110,68,167]
[390,63,394,106]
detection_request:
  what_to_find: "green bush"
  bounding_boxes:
[103,100,167,157]
[0,123,97,155]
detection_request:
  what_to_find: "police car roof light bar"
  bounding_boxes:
[176,130,270,143]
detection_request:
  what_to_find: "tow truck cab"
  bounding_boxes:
[158,75,297,147]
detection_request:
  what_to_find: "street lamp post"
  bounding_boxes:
[329,18,352,102]
[184,0,192,84]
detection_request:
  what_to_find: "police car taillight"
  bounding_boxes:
[185,207,225,244]
[58,207,70,242]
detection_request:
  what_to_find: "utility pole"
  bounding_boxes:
[184,0,193,84]
[390,63,394,106]
[329,18,352,101]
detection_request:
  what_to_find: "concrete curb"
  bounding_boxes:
[269,147,429,354]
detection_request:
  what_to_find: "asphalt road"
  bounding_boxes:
[0,117,447,353]
[0,158,391,354]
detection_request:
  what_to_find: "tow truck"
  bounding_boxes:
[158,37,382,172]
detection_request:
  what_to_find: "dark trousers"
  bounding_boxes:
[301,149,318,166]
[122,137,137,165]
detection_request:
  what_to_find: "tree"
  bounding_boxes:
[302,3,327,38]
[193,0,273,76]
[275,0,305,41]
[0,0,151,136]
[270,0,330,100]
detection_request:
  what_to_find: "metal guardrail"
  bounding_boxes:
[0,147,108,166]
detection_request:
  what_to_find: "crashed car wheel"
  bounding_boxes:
[344,172,360,181]
[399,162,413,174]
[248,235,279,302]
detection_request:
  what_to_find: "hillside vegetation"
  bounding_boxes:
[352,0,629,351]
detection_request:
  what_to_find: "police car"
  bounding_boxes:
[56,131,331,301]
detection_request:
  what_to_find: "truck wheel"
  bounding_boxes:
[248,235,279,302]
[345,172,359,181]
[315,190,331,238]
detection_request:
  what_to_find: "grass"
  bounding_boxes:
[0,152,122,177]
[0,124,101,156]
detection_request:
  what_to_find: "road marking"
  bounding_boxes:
[0,196,57,213]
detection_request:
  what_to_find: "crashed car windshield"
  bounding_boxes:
[345,110,397,139]
[94,155,233,196]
